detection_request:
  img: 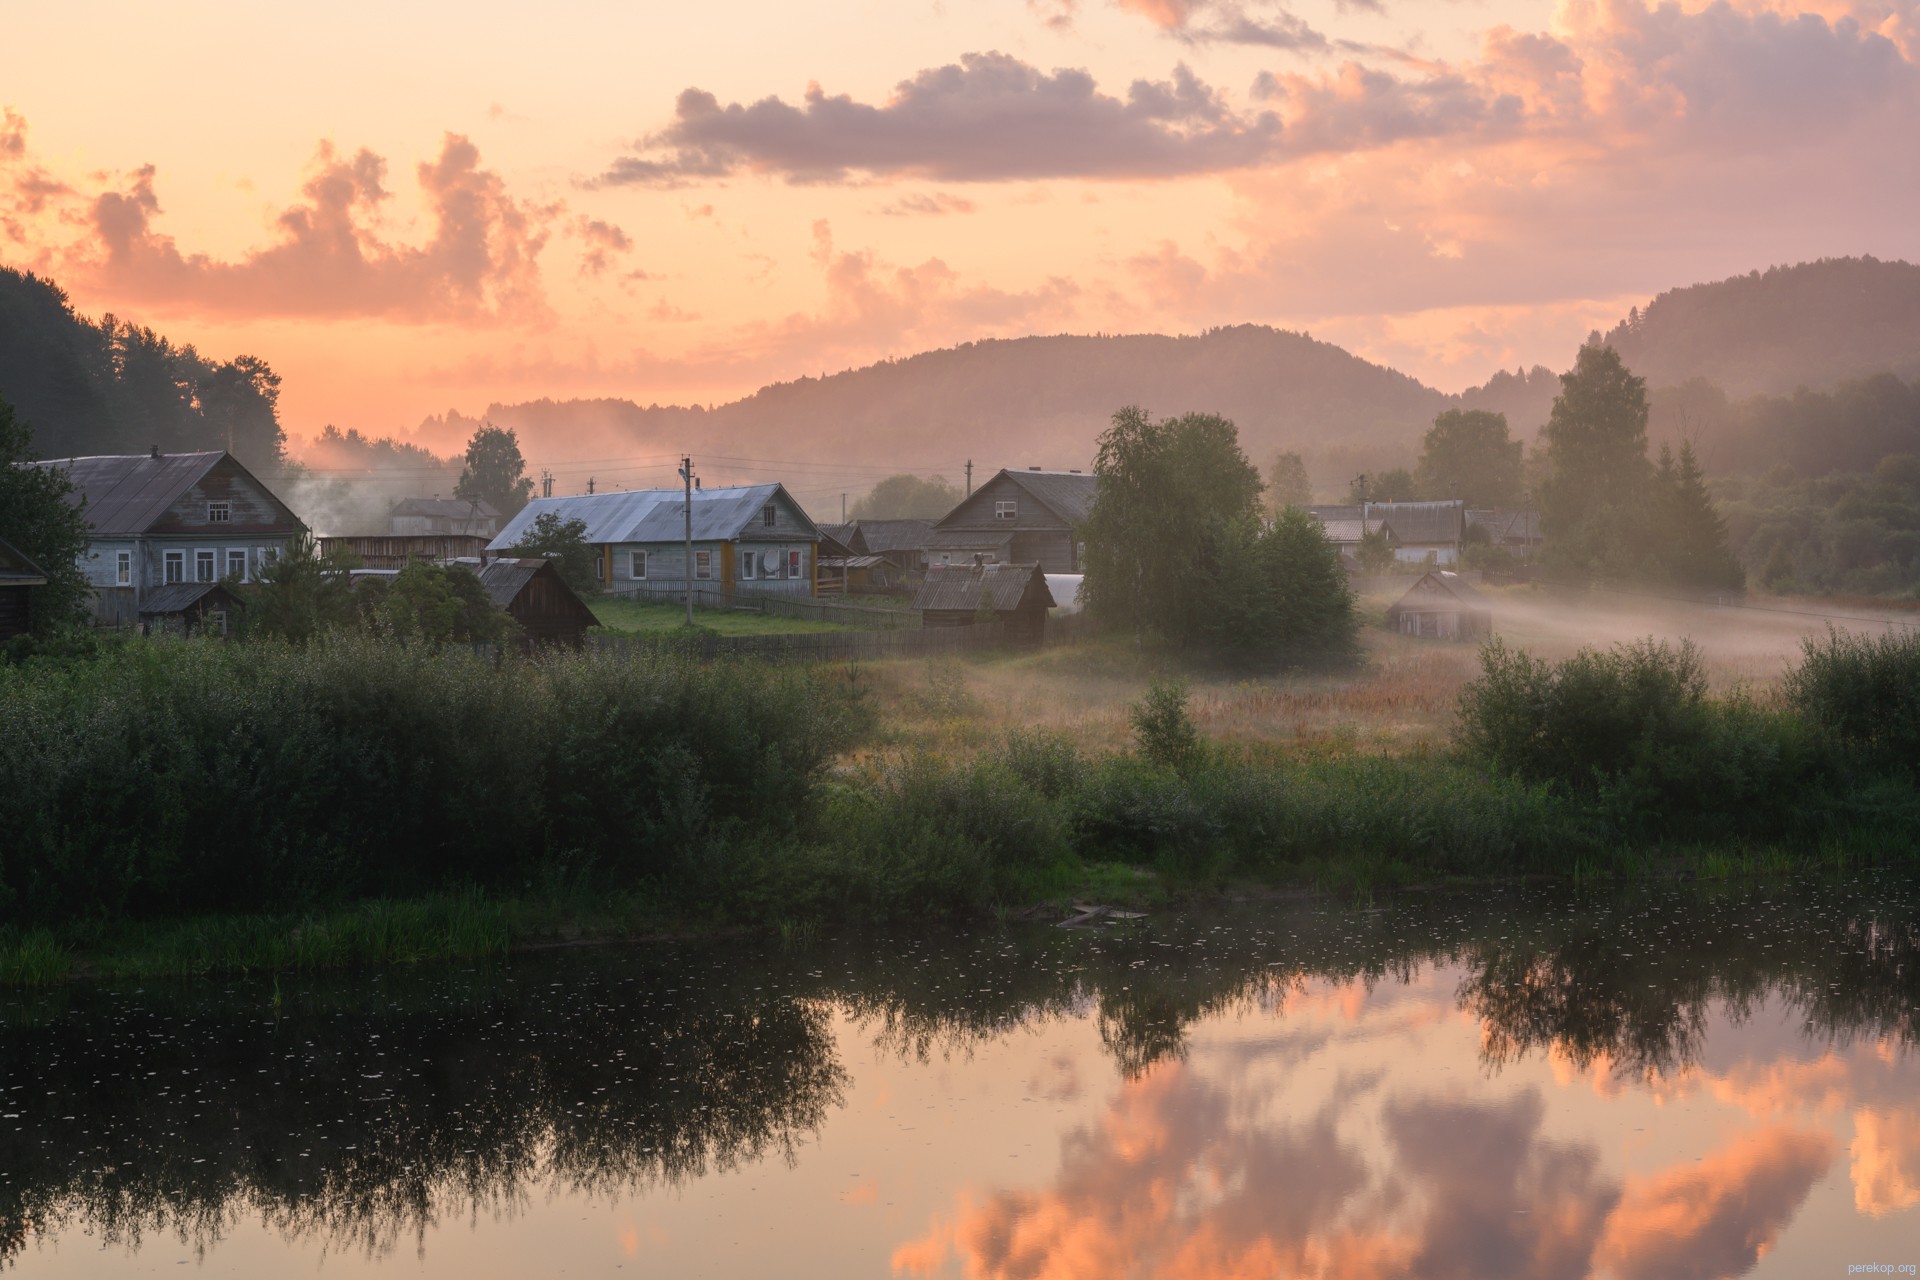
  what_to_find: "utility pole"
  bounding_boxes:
[541,468,553,499]
[587,477,595,495]
[678,455,696,627]
[841,493,847,522]
[965,459,973,497]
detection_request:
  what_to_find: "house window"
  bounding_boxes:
[207,501,231,523]
[115,551,132,586]
[939,553,952,565]
[226,549,247,580]
[694,550,713,580]
[260,545,279,567]
[740,550,755,580]
[629,550,647,579]
[164,550,185,583]
[762,503,777,527]
[788,549,802,579]
[196,550,216,582]
[995,500,1017,520]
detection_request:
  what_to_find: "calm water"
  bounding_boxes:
[4,876,1918,1278]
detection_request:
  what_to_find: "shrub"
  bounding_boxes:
[1130,680,1199,771]
[1785,627,1920,763]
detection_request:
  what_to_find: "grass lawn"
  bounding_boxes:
[590,596,858,636]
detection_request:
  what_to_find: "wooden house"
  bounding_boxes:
[318,533,490,568]
[24,449,305,627]
[1311,501,1466,566]
[138,581,245,636]
[471,557,598,646]
[911,561,1055,644]
[1385,571,1493,640]
[925,469,1095,572]
[847,519,935,576]
[389,497,501,538]
[0,536,49,640]
[1466,508,1544,552]
[486,483,824,597]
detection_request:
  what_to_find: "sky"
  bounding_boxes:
[4,0,1919,455]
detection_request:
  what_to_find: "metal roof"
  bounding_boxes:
[26,452,227,536]
[138,582,240,615]
[927,528,1014,550]
[820,554,888,569]
[487,483,818,551]
[850,518,935,552]
[1386,570,1492,616]
[391,497,500,519]
[1466,508,1543,542]
[1317,518,1394,545]
[911,562,1054,612]
[1311,501,1462,546]
[0,536,49,584]
[475,558,542,609]
[1001,470,1098,523]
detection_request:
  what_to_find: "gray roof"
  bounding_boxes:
[1386,571,1492,616]
[0,536,48,585]
[911,562,1054,612]
[1317,518,1394,545]
[1000,470,1098,523]
[1311,500,1462,546]
[487,483,818,551]
[819,522,861,550]
[852,518,934,552]
[1467,508,1542,542]
[821,554,888,569]
[139,581,240,615]
[475,558,542,608]
[392,496,500,520]
[927,528,1013,550]
[26,451,226,536]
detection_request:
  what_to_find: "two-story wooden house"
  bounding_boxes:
[25,449,306,627]
[486,482,826,595]
[923,469,1097,573]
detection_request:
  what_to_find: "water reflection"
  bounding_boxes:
[2,875,1915,1275]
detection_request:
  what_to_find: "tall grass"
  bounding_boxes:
[0,635,867,923]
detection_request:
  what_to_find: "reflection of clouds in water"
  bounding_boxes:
[1851,1108,1920,1218]
[1595,1126,1834,1280]
[1025,1053,1082,1102]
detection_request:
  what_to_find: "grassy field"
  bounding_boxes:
[591,596,858,635]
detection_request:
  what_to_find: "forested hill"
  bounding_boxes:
[470,327,1451,478]
[0,268,285,467]
[1601,257,1920,398]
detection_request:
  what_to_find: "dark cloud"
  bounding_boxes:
[571,215,633,276]
[0,108,24,159]
[876,192,977,216]
[593,52,1284,186]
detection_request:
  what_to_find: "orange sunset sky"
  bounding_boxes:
[4,0,1918,454]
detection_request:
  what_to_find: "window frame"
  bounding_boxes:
[995,500,1018,521]
[694,549,713,580]
[761,503,777,528]
[740,549,755,580]
[629,549,647,580]
[207,501,231,523]
[164,550,186,584]
[787,549,802,580]
[195,549,217,583]
[226,548,247,581]
[115,550,132,586]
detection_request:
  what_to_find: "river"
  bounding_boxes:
[3,874,1917,1277]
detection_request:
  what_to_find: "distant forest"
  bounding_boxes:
[5,256,1920,594]
[0,268,285,468]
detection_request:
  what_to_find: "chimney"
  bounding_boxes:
[1069,469,1081,474]
[1028,465,1041,471]
[971,553,985,576]
[149,445,161,460]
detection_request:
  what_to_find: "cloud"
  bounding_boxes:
[571,215,633,277]
[875,191,977,216]
[594,53,1285,186]
[1595,1126,1835,1280]
[1851,1107,1920,1217]
[1118,0,1357,51]
[0,108,24,158]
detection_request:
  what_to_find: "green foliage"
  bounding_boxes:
[849,473,963,520]
[360,562,515,644]
[1786,627,1920,762]
[454,423,535,517]
[0,637,865,923]
[1351,468,1416,503]
[506,511,599,596]
[1651,442,1745,591]
[1355,522,1397,574]
[240,534,361,642]
[1265,451,1313,511]
[0,268,285,465]
[1713,454,1920,596]
[1416,409,1524,507]
[1130,680,1199,770]
[1200,509,1360,669]
[0,392,93,633]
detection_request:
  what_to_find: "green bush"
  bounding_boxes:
[1129,680,1199,771]
[1786,627,1920,763]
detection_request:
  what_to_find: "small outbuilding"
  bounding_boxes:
[1384,571,1493,640]
[471,557,599,647]
[911,560,1055,644]
[0,536,50,640]
[138,581,245,636]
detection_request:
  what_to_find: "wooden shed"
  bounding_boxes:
[1385,571,1493,640]
[911,561,1055,645]
[473,557,598,647]
[138,581,245,636]
[0,536,49,640]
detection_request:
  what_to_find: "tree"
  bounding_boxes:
[1653,442,1745,592]
[1266,451,1313,511]
[1350,468,1416,503]
[242,535,360,643]
[1539,345,1652,564]
[1080,407,1264,648]
[1415,409,1524,507]
[849,474,963,520]
[198,354,286,469]
[1355,523,1396,574]
[1200,507,1359,669]
[454,423,534,517]
[0,392,93,634]
[506,511,598,596]
[364,562,514,644]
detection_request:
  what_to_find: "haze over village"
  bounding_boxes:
[4,2,1920,1278]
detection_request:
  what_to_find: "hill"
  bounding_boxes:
[1601,257,1920,399]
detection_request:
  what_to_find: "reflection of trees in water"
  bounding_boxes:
[0,967,845,1264]
[1,875,1914,1263]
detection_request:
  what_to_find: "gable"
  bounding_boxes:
[152,455,304,535]
[934,470,1094,531]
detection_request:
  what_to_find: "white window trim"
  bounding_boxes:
[740,550,755,580]
[787,549,802,579]
[195,548,217,583]
[207,501,232,523]
[694,549,713,580]
[995,500,1018,520]
[629,550,648,580]
[115,550,132,586]
[164,550,186,584]
[226,548,248,582]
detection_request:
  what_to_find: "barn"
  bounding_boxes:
[473,557,599,647]
[911,561,1055,644]
[1384,571,1493,640]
